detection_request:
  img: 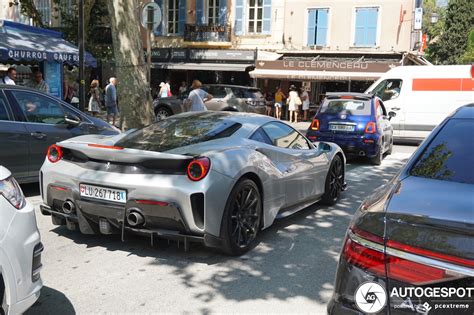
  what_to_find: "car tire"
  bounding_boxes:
[321,155,344,206]
[155,106,172,121]
[369,146,383,165]
[386,138,394,155]
[220,179,262,256]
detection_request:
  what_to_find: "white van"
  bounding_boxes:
[365,65,474,141]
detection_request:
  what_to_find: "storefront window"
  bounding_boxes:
[35,0,52,26]
[248,0,263,33]
[167,0,179,35]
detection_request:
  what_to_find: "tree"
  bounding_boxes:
[460,29,474,63]
[427,0,474,64]
[19,1,44,27]
[106,0,154,129]
[422,0,445,46]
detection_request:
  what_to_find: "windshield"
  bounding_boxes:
[320,99,371,116]
[115,112,241,152]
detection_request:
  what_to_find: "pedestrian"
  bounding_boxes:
[274,86,286,120]
[105,77,118,126]
[28,71,49,93]
[159,82,170,98]
[179,81,187,95]
[1,67,16,85]
[165,79,172,97]
[185,80,213,112]
[287,85,301,123]
[264,90,274,116]
[301,87,310,121]
[88,79,101,117]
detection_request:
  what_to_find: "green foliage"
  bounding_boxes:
[427,0,474,64]
[460,29,474,63]
[411,143,453,180]
[18,0,44,27]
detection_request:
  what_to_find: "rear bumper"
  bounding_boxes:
[307,131,381,157]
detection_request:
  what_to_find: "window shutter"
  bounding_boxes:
[178,0,186,34]
[354,8,366,46]
[234,0,244,35]
[307,9,316,46]
[262,0,272,34]
[366,8,378,46]
[154,0,164,36]
[196,0,205,25]
[219,0,227,26]
[315,9,328,46]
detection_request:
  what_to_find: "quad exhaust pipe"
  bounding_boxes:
[62,200,76,214]
[127,209,145,227]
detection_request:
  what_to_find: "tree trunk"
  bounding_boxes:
[106,0,154,130]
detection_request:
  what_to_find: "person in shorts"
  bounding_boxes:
[274,87,286,120]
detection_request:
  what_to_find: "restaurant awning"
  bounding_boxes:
[0,20,97,68]
[152,62,253,72]
[249,69,385,81]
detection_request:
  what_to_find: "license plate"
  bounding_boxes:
[329,124,355,132]
[79,184,127,203]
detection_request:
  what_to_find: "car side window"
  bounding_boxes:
[11,90,66,124]
[250,127,273,145]
[0,93,11,121]
[261,122,311,150]
[372,79,403,102]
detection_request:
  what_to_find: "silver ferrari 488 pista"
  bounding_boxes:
[39,112,346,255]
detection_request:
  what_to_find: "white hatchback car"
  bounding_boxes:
[0,166,43,315]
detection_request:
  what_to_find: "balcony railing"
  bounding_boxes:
[184,24,231,43]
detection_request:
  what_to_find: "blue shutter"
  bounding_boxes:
[178,0,186,34]
[366,8,378,46]
[196,0,205,25]
[234,0,244,35]
[307,9,316,46]
[354,8,366,46]
[262,0,271,34]
[219,0,227,26]
[154,0,164,36]
[315,9,328,46]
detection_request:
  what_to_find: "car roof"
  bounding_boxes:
[324,92,373,100]
[0,84,41,92]
[451,103,474,119]
[204,84,261,90]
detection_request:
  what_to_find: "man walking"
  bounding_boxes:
[185,80,213,112]
[1,67,16,85]
[105,77,118,126]
[29,71,49,93]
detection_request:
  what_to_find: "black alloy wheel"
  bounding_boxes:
[321,155,344,205]
[221,179,262,255]
[155,106,172,121]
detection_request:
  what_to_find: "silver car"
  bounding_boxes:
[39,112,346,255]
[0,166,43,314]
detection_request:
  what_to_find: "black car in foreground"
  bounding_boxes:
[329,104,474,314]
[0,85,119,183]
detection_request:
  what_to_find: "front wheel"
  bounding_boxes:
[321,155,344,206]
[155,106,172,121]
[220,179,262,256]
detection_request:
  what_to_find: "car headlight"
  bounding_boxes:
[0,176,26,210]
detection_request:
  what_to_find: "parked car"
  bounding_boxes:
[365,64,474,141]
[306,92,396,165]
[153,84,266,120]
[0,85,120,183]
[328,104,474,314]
[39,112,346,255]
[0,165,43,315]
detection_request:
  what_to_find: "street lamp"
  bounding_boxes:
[430,12,440,24]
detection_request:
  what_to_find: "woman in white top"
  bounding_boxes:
[287,85,300,123]
[301,88,310,121]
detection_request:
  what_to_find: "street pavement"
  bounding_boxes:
[22,126,418,314]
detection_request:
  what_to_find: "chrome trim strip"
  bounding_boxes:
[348,231,474,278]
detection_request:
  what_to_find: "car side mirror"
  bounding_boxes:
[65,113,81,127]
[388,111,397,120]
[318,142,332,153]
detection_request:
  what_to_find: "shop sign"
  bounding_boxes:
[6,49,79,63]
[256,60,397,73]
[190,49,255,61]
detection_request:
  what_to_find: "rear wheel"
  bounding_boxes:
[369,146,383,165]
[155,106,172,121]
[221,179,262,256]
[321,155,344,206]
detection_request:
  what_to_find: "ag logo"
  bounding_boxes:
[355,282,387,314]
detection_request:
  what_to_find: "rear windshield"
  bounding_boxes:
[320,99,371,116]
[410,119,474,184]
[115,113,241,152]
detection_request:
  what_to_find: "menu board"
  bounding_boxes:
[43,61,62,99]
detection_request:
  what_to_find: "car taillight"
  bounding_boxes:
[47,144,63,163]
[187,157,210,181]
[310,119,320,131]
[0,176,26,209]
[365,122,377,134]
[343,226,460,285]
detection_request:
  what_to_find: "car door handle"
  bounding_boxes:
[391,107,401,111]
[30,132,47,140]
